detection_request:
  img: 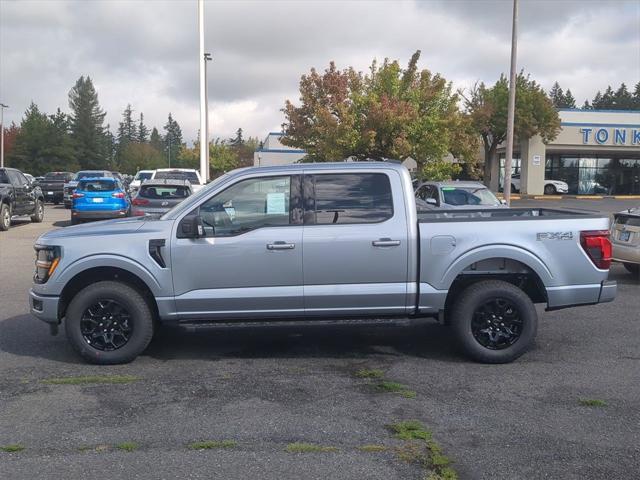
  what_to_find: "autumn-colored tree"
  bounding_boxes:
[1,122,20,160]
[282,51,478,180]
[462,73,561,190]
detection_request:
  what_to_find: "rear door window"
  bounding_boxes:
[140,185,190,199]
[306,173,393,224]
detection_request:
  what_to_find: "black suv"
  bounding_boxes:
[0,167,45,231]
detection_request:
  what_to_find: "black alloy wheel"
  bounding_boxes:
[544,184,557,195]
[80,299,133,351]
[470,298,523,350]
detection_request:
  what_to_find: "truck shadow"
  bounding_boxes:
[0,314,461,364]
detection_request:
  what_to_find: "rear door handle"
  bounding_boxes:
[267,241,295,250]
[372,238,401,247]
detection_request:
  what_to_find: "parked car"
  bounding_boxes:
[24,173,36,185]
[611,207,640,276]
[415,181,506,210]
[29,163,616,365]
[511,174,569,195]
[70,177,130,225]
[131,179,192,217]
[40,171,75,204]
[64,170,114,209]
[0,167,45,231]
[129,169,155,194]
[151,168,205,192]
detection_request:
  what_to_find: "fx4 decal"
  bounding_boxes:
[537,232,574,241]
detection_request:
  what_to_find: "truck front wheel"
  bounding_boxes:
[65,281,154,364]
[450,280,537,364]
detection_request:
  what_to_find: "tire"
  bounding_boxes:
[544,184,557,195]
[0,203,10,231]
[30,200,44,223]
[450,280,538,364]
[65,281,155,364]
[623,263,639,275]
[64,204,71,210]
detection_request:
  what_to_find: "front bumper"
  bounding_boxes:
[72,209,128,220]
[29,289,60,324]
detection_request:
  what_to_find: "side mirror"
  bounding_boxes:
[426,198,437,205]
[177,214,205,239]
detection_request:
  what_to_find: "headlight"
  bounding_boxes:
[34,245,61,284]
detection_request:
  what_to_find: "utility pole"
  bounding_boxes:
[0,104,7,168]
[198,0,210,183]
[503,0,518,206]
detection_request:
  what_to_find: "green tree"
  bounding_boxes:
[548,82,565,108]
[137,113,149,143]
[68,76,108,169]
[149,127,163,151]
[463,72,561,190]
[7,103,78,174]
[613,83,633,109]
[210,138,238,176]
[229,127,245,147]
[118,142,165,174]
[634,81,640,109]
[117,104,137,148]
[582,100,592,110]
[163,113,183,166]
[281,50,478,179]
[563,89,576,108]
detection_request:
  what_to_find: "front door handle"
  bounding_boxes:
[372,238,401,247]
[267,241,295,250]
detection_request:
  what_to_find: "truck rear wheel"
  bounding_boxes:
[65,281,154,364]
[450,280,537,363]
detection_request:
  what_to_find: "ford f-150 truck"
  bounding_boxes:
[1,167,44,231]
[29,163,616,364]
[40,171,75,204]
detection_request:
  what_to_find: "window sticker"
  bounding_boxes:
[266,192,286,214]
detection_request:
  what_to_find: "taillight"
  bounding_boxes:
[112,192,125,199]
[132,197,149,206]
[72,192,84,199]
[580,230,612,270]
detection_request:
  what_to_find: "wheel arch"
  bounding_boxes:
[58,266,159,322]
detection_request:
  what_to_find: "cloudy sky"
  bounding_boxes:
[1,0,639,143]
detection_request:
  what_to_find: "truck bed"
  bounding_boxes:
[417,207,602,222]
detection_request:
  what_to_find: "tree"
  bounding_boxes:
[281,50,478,179]
[463,72,561,190]
[137,113,149,143]
[210,138,239,176]
[7,103,78,174]
[1,122,20,161]
[149,127,163,151]
[118,142,165,174]
[613,83,633,109]
[117,104,137,148]
[582,100,592,110]
[634,81,640,109]
[68,76,108,169]
[549,82,564,108]
[163,113,183,166]
[563,89,576,108]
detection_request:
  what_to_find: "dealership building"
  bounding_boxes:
[255,109,640,196]
[499,109,640,195]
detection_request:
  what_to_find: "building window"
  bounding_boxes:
[546,155,640,195]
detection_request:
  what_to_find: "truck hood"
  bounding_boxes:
[38,216,149,242]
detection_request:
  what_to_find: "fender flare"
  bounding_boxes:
[54,254,163,297]
[439,244,554,290]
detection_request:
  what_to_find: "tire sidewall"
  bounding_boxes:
[31,200,44,223]
[544,184,556,195]
[65,281,154,364]
[451,281,538,363]
[1,203,10,230]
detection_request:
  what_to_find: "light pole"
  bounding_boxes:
[198,0,210,183]
[503,0,518,205]
[258,152,262,167]
[0,103,8,168]
[204,52,212,177]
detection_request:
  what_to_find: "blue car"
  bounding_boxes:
[71,177,130,225]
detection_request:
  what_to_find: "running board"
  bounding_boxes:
[177,317,417,332]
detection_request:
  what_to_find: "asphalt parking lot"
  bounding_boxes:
[1,202,639,480]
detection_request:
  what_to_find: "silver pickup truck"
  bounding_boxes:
[29,163,616,364]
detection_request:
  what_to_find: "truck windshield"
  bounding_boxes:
[441,187,500,206]
[135,171,153,181]
[78,180,116,192]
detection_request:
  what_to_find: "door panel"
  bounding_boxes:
[171,174,304,320]
[302,171,409,316]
